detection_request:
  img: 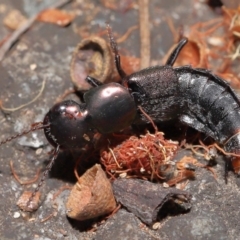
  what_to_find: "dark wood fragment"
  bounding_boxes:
[112,178,192,226]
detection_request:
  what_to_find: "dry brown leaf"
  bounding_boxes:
[37,9,74,27]
[66,164,116,221]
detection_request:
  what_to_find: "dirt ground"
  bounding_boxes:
[1,0,240,239]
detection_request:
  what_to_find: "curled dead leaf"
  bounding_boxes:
[66,164,116,221]
[70,36,140,91]
[70,37,115,91]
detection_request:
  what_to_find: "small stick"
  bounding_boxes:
[0,79,46,112]
[10,161,41,185]
[52,185,72,201]
[212,143,240,158]
[138,0,150,69]
[105,204,121,219]
[0,15,37,62]
[40,212,56,223]
[116,25,138,44]
[138,105,158,132]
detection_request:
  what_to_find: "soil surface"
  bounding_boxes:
[0,1,240,239]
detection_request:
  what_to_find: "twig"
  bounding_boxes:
[0,0,73,62]
[0,16,36,62]
[212,143,240,158]
[138,105,158,132]
[0,34,11,48]
[40,212,56,223]
[10,161,41,185]
[109,147,122,169]
[40,185,71,223]
[52,185,72,201]
[138,0,150,68]
[116,25,138,44]
[0,79,46,112]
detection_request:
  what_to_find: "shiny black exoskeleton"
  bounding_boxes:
[125,58,240,156]
[124,55,240,158]
[43,82,137,150]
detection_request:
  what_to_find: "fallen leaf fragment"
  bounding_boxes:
[37,9,74,27]
[17,191,41,212]
[66,164,116,221]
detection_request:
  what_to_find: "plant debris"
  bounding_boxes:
[70,36,117,90]
[100,131,179,181]
[3,9,27,30]
[0,0,73,62]
[17,191,41,212]
[37,9,74,27]
[70,36,140,91]
[66,164,116,221]
[112,178,192,226]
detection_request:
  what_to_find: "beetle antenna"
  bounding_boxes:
[106,24,127,78]
[0,122,49,146]
[26,144,60,211]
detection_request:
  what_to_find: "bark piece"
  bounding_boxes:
[112,178,192,226]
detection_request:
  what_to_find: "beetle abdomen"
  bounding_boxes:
[176,66,240,151]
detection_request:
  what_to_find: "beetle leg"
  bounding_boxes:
[165,38,188,66]
[224,158,229,183]
[179,114,216,140]
[115,54,127,79]
[130,91,144,104]
[85,76,103,87]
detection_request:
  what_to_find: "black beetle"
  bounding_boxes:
[1,26,240,208]
[41,30,240,178]
[42,34,188,152]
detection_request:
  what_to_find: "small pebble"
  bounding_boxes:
[119,172,127,178]
[30,64,37,70]
[35,148,43,155]
[13,212,21,218]
[152,222,161,230]
[163,182,169,188]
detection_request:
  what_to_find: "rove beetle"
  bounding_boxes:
[1,25,240,208]
[44,25,240,176]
